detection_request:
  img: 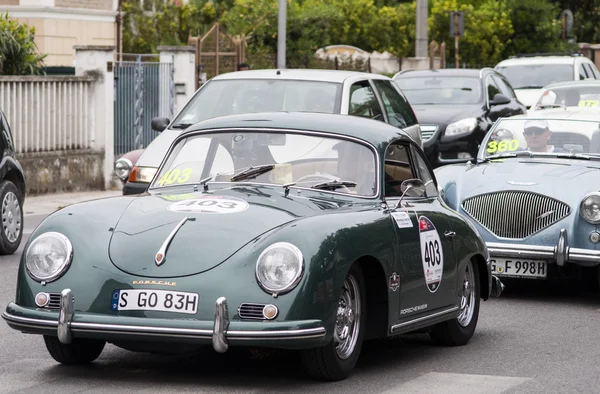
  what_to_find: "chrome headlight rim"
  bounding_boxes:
[114,157,133,181]
[580,191,600,224]
[255,242,304,296]
[25,232,73,283]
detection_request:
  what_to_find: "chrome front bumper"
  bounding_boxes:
[2,290,326,353]
[486,229,600,267]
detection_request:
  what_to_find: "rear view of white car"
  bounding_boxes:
[495,53,600,109]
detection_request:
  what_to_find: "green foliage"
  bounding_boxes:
[122,0,204,54]
[0,13,45,75]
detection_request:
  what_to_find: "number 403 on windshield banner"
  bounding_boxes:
[419,216,444,293]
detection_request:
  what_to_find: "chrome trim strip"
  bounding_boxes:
[147,127,383,200]
[57,289,73,344]
[155,217,189,266]
[213,297,230,353]
[227,327,326,338]
[390,306,459,333]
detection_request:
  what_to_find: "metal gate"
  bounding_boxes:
[114,56,174,156]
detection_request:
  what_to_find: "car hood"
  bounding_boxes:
[514,89,541,109]
[443,158,600,203]
[411,104,482,125]
[108,186,354,278]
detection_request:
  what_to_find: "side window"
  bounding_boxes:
[579,64,588,80]
[584,63,598,79]
[492,75,515,99]
[411,145,437,198]
[348,81,384,122]
[384,141,416,197]
[486,76,501,102]
[590,63,600,79]
[372,80,417,128]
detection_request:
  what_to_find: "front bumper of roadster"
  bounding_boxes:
[2,289,327,352]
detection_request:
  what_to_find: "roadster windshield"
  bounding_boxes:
[481,117,600,160]
[150,131,377,196]
[533,84,600,110]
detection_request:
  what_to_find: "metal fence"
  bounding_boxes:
[0,76,95,154]
[114,57,174,156]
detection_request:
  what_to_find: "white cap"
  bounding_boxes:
[524,119,550,130]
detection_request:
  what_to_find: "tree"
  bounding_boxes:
[0,13,45,75]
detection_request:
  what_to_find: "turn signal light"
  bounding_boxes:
[262,304,279,320]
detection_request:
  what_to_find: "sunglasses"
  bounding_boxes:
[524,127,548,136]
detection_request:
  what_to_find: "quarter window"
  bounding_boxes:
[384,142,415,197]
[348,81,384,122]
[411,145,437,198]
[486,76,501,102]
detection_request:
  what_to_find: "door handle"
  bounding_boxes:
[444,231,456,238]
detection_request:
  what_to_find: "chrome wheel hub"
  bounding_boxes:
[457,261,476,327]
[333,274,361,360]
[2,192,20,243]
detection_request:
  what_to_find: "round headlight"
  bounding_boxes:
[114,158,133,181]
[255,242,304,295]
[25,232,73,282]
[581,192,600,224]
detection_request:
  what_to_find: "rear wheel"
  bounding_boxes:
[301,264,366,381]
[0,181,22,255]
[429,259,480,346]
[44,336,106,365]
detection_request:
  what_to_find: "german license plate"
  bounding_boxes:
[110,289,199,314]
[490,258,547,279]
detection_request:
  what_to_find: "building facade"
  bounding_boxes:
[0,0,118,66]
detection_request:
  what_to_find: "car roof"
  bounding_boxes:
[541,79,600,89]
[211,68,391,83]
[496,56,580,67]
[394,68,490,78]
[181,112,410,148]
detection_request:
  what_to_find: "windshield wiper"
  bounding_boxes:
[477,151,533,163]
[310,180,357,191]
[171,123,193,129]
[230,164,275,182]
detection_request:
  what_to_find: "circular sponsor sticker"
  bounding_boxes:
[167,195,249,214]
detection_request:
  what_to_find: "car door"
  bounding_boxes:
[371,79,422,147]
[382,140,456,322]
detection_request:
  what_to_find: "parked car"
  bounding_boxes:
[115,69,423,195]
[393,68,526,168]
[435,111,600,285]
[3,112,502,381]
[529,79,600,112]
[494,52,600,109]
[0,109,26,254]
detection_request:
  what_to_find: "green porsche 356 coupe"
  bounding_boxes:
[3,112,502,381]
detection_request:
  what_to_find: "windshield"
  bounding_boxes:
[480,118,600,159]
[496,64,573,89]
[533,85,600,109]
[171,79,342,127]
[150,131,377,197]
[394,76,482,104]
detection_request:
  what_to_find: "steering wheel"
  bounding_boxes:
[295,173,351,193]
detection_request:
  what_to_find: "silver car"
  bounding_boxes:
[115,69,423,195]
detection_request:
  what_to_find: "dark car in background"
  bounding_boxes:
[0,109,26,254]
[394,68,527,168]
[115,69,423,195]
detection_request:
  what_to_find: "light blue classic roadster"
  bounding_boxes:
[435,110,600,286]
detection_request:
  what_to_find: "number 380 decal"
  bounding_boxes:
[418,216,444,293]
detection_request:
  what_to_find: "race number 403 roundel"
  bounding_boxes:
[418,216,444,293]
[167,195,249,214]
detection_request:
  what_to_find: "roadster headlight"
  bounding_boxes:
[581,192,600,224]
[444,118,478,138]
[25,232,73,282]
[255,242,304,295]
[114,157,133,181]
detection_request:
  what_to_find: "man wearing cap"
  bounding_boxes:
[523,120,563,153]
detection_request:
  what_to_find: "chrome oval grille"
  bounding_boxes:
[238,303,267,320]
[420,125,438,141]
[461,191,571,239]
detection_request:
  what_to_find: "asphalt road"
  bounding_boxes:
[0,214,599,393]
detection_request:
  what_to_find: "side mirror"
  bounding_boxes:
[490,93,511,106]
[394,178,426,209]
[151,117,170,132]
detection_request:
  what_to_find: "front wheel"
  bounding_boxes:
[301,264,366,381]
[0,181,22,255]
[429,258,480,346]
[44,336,106,365]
